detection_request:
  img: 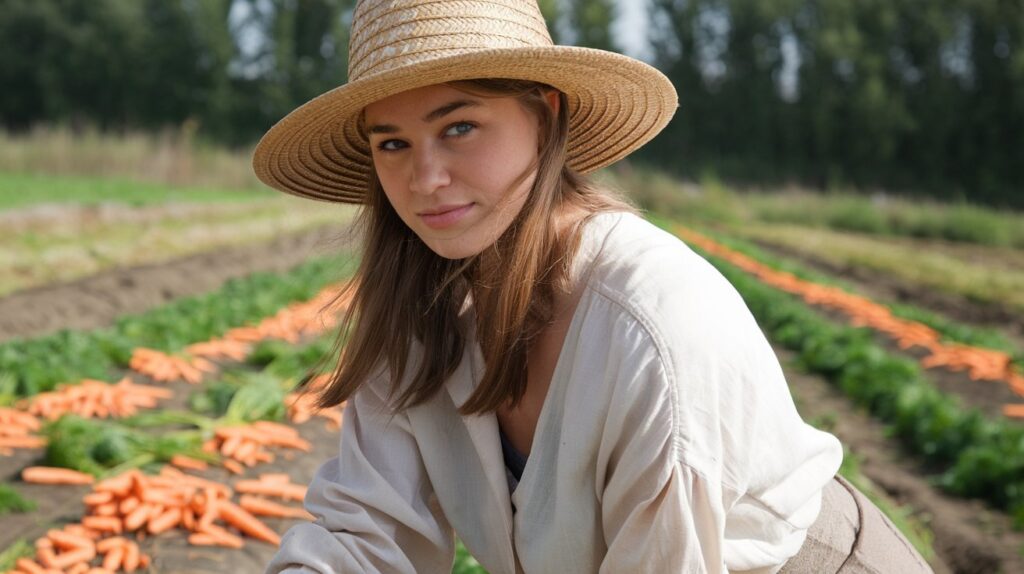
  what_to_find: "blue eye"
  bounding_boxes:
[378,139,407,152]
[445,122,475,137]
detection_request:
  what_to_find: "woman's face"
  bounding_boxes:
[364,83,550,260]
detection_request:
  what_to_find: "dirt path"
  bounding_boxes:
[0,223,356,343]
[781,345,1024,574]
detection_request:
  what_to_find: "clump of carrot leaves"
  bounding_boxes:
[0,484,36,515]
[42,413,214,479]
[188,369,292,424]
[0,372,16,407]
[0,538,35,572]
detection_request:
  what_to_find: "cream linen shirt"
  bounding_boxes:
[265,211,844,574]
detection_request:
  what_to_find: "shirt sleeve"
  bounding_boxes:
[596,346,727,573]
[264,378,454,574]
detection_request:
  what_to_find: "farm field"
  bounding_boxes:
[1,168,1022,574]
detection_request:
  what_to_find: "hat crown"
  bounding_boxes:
[348,0,554,81]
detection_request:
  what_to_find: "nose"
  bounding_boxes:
[409,145,451,195]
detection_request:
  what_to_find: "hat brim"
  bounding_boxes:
[252,46,678,204]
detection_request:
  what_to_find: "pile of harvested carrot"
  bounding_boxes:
[224,283,351,344]
[128,348,217,385]
[676,226,1024,418]
[285,374,344,430]
[12,464,312,573]
[183,338,252,362]
[126,282,352,384]
[18,378,173,421]
[10,522,149,574]
[0,407,46,455]
[201,421,312,475]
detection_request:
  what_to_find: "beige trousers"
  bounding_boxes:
[779,475,933,573]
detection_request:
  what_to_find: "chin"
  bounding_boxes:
[425,241,482,260]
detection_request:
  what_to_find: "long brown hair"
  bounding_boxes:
[311,78,635,416]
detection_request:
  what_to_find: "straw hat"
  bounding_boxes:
[252,0,678,204]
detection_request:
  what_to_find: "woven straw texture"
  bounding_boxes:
[252,0,678,204]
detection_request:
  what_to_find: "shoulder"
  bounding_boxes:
[579,212,763,361]
[575,212,803,478]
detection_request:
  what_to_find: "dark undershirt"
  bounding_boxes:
[498,426,528,486]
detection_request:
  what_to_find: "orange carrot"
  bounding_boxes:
[15,558,47,574]
[83,491,114,506]
[124,503,154,531]
[0,436,48,448]
[118,496,141,515]
[96,537,128,553]
[234,480,306,502]
[147,506,182,534]
[46,529,93,551]
[94,502,118,516]
[1003,404,1024,418]
[260,470,292,482]
[194,523,244,549]
[223,459,244,475]
[170,454,208,471]
[47,546,96,570]
[239,495,314,520]
[82,515,122,534]
[22,466,95,485]
[122,541,140,572]
[217,499,281,545]
[102,545,124,572]
[94,470,141,497]
[35,546,58,569]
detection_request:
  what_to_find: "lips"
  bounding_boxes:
[417,203,474,229]
[418,204,470,216]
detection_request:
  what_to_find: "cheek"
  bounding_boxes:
[470,132,538,197]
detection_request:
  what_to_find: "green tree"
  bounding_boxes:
[537,0,563,43]
[566,0,619,51]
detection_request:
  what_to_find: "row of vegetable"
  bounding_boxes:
[667,223,1024,524]
[0,253,355,400]
[0,252,362,572]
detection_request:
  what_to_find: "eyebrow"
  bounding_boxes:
[365,99,482,135]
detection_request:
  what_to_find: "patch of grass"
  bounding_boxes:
[0,484,37,515]
[727,222,1024,316]
[0,172,271,210]
[0,538,34,572]
[616,165,1024,248]
[0,194,353,297]
[672,220,1024,369]
[453,539,487,574]
[0,125,258,190]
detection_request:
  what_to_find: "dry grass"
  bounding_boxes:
[0,198,355,297]
[0,124,259,190]
[730,222,1024,314]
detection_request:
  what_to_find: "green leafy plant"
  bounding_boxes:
[43,414,209,479]
[0,484,36,515]
[0,254,353,399]
[659,220,1024,520]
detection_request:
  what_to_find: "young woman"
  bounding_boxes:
[256,1,932,572]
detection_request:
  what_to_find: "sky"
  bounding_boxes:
[613,0,652,61]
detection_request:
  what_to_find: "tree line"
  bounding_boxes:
[1,0,1021,207]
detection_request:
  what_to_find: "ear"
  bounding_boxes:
[543,89,561,118]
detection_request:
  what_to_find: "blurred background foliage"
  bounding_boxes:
[1,0,1022,208]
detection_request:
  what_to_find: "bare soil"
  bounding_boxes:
[0,224,356,343]
[2,223,1023,574]
[781,344,1024,574]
